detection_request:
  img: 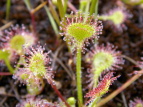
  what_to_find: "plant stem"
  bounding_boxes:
[96,69,143,107]
[49,79,70,107]
[93,70,101,88]
[48,0,60,25]
[6,0,11,20]
[24,0,31,11]
[24,0,36,34]
[63,0,68,15]
[30,12,36,34]
[122,55,139,66]
[44,4,59,35]
[0,72,12,76]
[79,0,85,12]
[76,47,83,106]
[31,1,47,14]
[14,55,25,71]
[85,0,91,14]
[57,0,64,20]
[68,2,77,13]
[89,0,98,16]
[0,21,14,31]
[90,97,100,107]
[4,59,14,74]
[84,0,91,23]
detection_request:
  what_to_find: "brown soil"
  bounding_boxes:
[0,0,143,107]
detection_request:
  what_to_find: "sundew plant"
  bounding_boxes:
[0,0,143,107]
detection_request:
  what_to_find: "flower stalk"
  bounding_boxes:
[48,79,71,107]
[76,47,83,106]
[4,59,14,74]
[60,12,103,106]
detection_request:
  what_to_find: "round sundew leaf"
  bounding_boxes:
[93,52,114,71]
[24,103,31,107]
[136,103,143,107]
[109,10,124,25]
[0,50,10,60]
[27,78,45,95]
[10,35,25,51]
[67,23,95,42]
[29,53,47,77]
